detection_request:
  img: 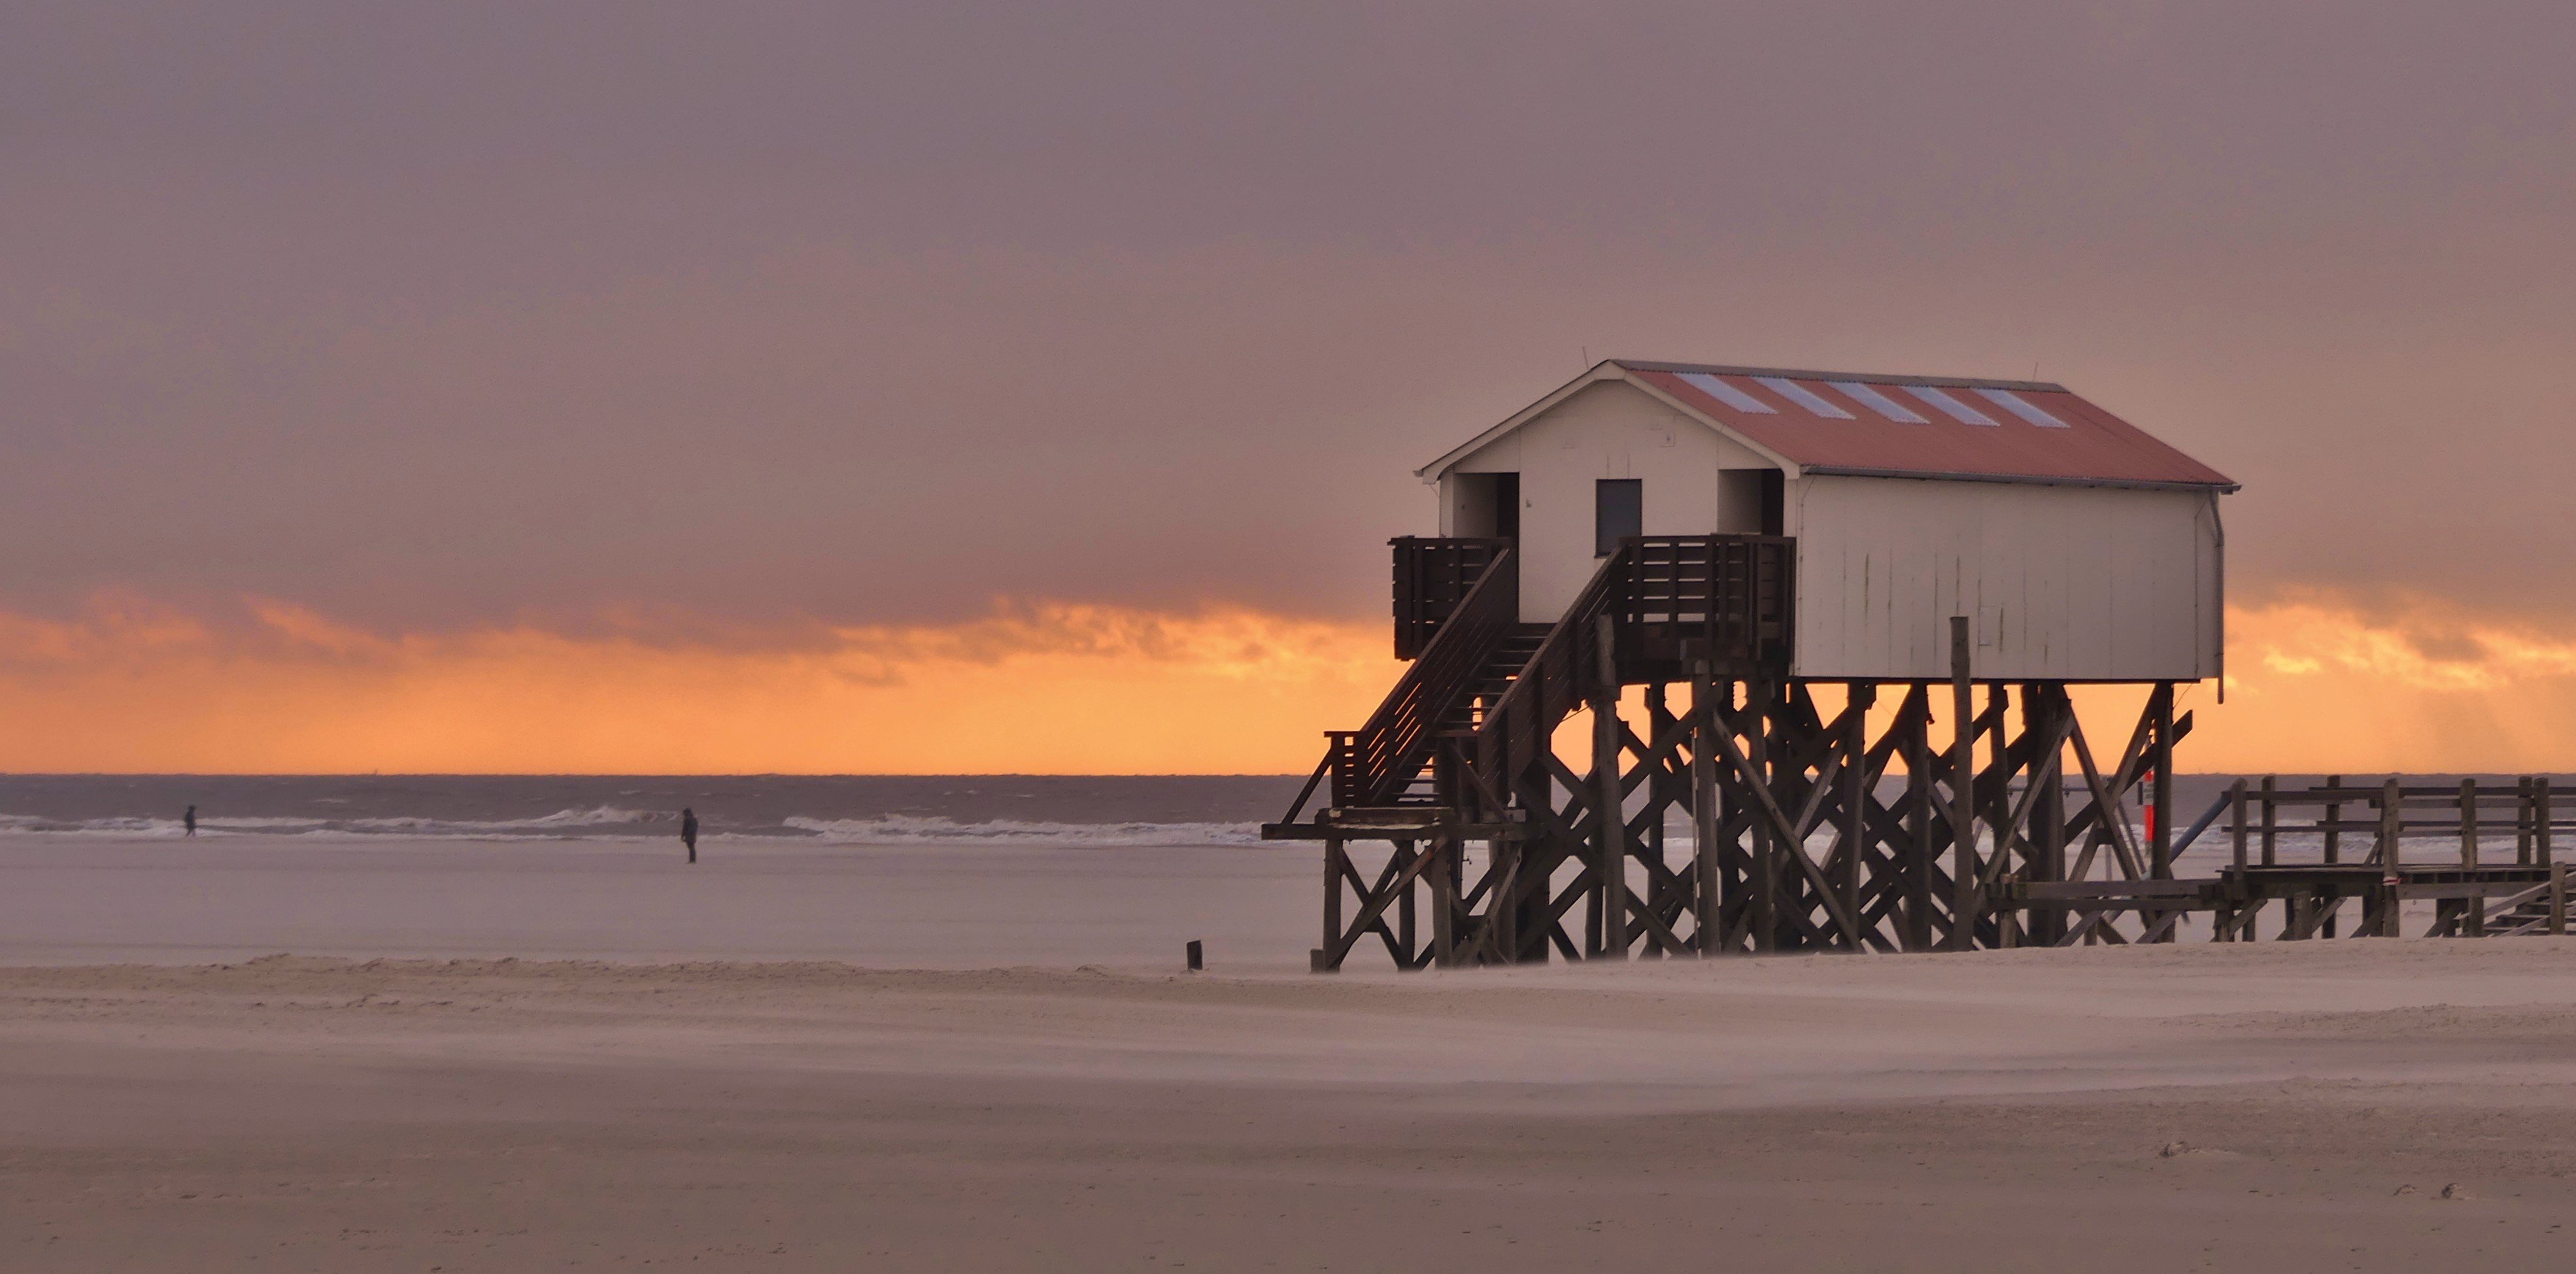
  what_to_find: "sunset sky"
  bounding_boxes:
[8,2,2576,774]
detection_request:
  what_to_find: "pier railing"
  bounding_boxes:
[1994,775,2574,942]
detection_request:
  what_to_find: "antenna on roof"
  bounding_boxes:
[1582,345,1590,367]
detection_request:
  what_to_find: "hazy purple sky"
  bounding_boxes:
[8,1,2575,636]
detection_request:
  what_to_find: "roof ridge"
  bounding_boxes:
[1612,358,2067,394]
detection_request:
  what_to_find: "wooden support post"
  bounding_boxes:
[2460,778,2480,869]
[1494,837,1520,965]
[1595,615,1629,960]
[1316,837,1345,973]
[1648,684,1676,951]
[1948,616,1976,952]
[2034,686,2067,945]
[2231,778,2248,872]
[2323,774,2343,865]
[1905,689,1935,952]
[2518,776,2535,867]
[2226,778,2248,943]
[2552,862,2568,937]
[2460,778,2483,937]
[1842,682,1873,950]
[1691,667,1721,955]
[1398,839,1419,962]
[2541,779,2555,868]
[2320,773,2344,938]
[2151,683,2175,881]
[1749,679,1778,953]
[1431,833,1459,967]
[2259,774,2277,867]
[2380,778,2403,937]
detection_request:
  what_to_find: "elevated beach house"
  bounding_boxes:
[1275,358,2239,969]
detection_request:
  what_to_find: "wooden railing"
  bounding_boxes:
[1468,547,1625,814]
[1619,535,1794,673]
[1331,547,1519,808]
[1392,537,1508,660]
[1466,535,1793,816]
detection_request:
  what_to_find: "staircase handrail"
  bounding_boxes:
[1329,546,1520,808]
[1469,544,1631,812]
[1466,534,1794,814]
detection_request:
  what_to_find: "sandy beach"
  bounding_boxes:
[7,835,2576,1270]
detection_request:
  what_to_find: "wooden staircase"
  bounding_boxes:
[1372,625,1548,806]
[1274,534,1796,828]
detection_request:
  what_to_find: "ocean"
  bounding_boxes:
[3,772,2560,863]
[0,774,1307,846]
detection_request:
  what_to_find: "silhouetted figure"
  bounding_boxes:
[184,805,197,837]
[681,808,699,864]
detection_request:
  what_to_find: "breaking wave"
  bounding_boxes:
[0,806,661,839]
[0,807,1260,846]
[782,816,1261,846]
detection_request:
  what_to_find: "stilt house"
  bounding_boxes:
[1273,358,2240,970]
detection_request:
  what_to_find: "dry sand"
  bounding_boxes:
[8,835,2576,1269]
[9,940,2576,1271]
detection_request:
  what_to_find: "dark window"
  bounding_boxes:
[1759,470,1784,536]
[1595,479,1641,557]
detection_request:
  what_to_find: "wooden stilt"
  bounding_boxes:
[1948,617,1976,952]
[1431,833,1459,967]
[1905,690,1935,952]
[1749,678,1777,953]
[2322,774,2343,865]
[2541,779,2555,869]
[2260,774,2277,867]
[1593,615,1628,959]
[1691,666,1722,954]
[1841,683,1873,950]
[2461,778,2483,937]
[2380,779,2404,937]
[1316,837,1345,972]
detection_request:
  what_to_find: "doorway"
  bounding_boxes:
[1454,472,1520,540]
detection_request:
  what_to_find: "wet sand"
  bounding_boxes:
[0,834,1312,968]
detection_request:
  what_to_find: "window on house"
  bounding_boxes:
[1595,479,1641,557]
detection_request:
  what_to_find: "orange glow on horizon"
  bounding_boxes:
[4,591,2576,774]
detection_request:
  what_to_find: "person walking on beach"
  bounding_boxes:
[681,808,699,864]
[184,805,197,837]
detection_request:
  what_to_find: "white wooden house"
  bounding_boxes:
[1417,360,2236,684]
